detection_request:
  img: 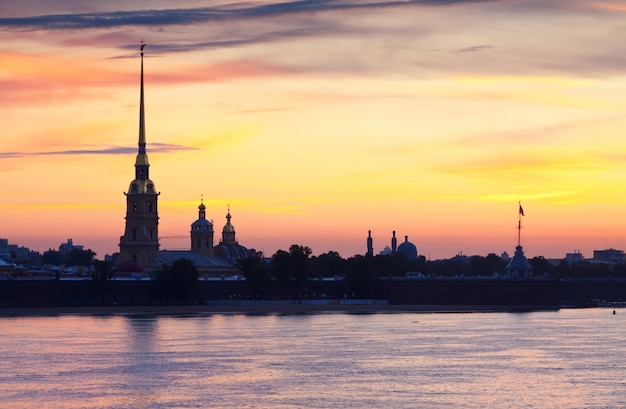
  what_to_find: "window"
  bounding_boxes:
[132,229,137,240]
[133,202,138,213]
[147,201,153,213]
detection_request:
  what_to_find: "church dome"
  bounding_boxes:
[191,200,213,231]
[397,236,418,260]
[223,212,235,233]
[214,243,252,263]
[191,218,213,231]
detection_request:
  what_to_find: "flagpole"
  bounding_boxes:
[517,201,522,247]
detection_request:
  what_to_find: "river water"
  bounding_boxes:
[0,309,625,409]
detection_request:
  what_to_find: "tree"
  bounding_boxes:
[67,248,96,267]
[528,256,553,278]
[344,255,378,298]
[239,253,272,299]
[41,250,64,265]
[151,258,199,305]
[169,258,199,304]
[151,264,172,305]
[271,250,293,298]
[90,260,115,305]
[289,244,312,298]
[309,251,346,279]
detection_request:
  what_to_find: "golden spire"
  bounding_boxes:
[138,39,146,155]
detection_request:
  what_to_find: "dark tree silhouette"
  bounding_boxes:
[67,249,96,267]
[151,258,199,305]
[345,255,377,298]
[271,249,293,297]
[169,258,199,304]
[90,259,115,306]
[289,244,312,299]
[309,251,346,279]
[239,253,272,299]
[41,250,64,265]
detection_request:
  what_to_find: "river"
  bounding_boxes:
[0,308,624,408]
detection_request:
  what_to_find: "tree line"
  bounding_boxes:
[42,246,626,305]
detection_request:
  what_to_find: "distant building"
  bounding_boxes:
[0,238,40,265]
[59,238,84,256]
[378,246,392,256]
[592,249,625,265]
[506,203,532,279]
[565,250,584,264]
[506,245,533,279]
[366,231,418,260]
[152,203,250,276]
[190,200,214,257]
[397,236,418,261]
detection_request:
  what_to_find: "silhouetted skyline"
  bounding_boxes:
[2,1,626,259]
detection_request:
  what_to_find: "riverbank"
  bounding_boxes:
[0,303,561,317]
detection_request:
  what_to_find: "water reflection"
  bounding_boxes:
[0,310,625,408]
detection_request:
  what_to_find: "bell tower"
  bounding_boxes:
[191,197,214,256]
[118,40,160,268]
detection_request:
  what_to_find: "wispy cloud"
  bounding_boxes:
[0,143,198,158]
[454,45,493,53]
[0,0,488,31]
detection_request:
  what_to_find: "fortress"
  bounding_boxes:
[116,44,251,275]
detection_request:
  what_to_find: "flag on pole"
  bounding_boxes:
[519,204,524,216]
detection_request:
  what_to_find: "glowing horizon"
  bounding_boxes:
[2,0,626,260]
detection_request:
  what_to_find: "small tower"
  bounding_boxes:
[191,198,214,256]
[506,202,532,279]
[366,230,373,256]
[118,41,160,268]
[220,205,237,245]
[391,231,397,253]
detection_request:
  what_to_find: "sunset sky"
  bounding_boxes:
[2,0,626,260]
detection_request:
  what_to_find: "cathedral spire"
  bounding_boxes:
[118,39,160,269]
[138,39,146,156]
[134,40,150,180]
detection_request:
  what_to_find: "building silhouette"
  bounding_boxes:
[117,44,251,275]
[368,231,418,260]
[118,43,160,268]
[397,235,418,261]
[506,203,532,279]
[190,199,214,257]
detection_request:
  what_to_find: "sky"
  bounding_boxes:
[1,0,626,260]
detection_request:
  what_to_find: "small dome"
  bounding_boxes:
[223,212,235,233]
[214,243,251,263]
[191,218,213,231]
[397,236,418,260]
